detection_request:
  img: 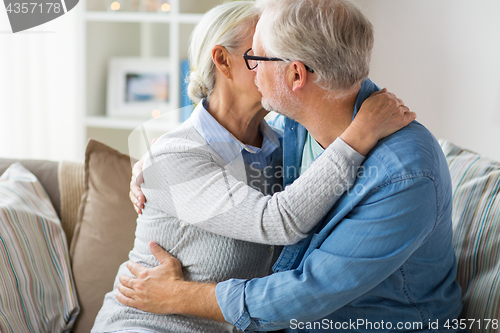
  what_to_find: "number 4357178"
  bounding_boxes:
[444,319,499,330]
[6,3,62,14]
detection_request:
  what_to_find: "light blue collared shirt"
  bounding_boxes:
[190,100,282,169]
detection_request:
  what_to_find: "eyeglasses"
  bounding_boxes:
[243,48,314,73]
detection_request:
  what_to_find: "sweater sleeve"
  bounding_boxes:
[141,137,364,245]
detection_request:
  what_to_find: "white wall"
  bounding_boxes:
[352,0,500,161]
[0,5,82,161]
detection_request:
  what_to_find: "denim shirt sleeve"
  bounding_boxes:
[215,279,253,330]
[216,176,438,331]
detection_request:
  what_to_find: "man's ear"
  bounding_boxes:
[288,61,308,92]
[212,45,232,79]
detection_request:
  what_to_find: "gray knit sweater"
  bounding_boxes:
[92,119,363,333]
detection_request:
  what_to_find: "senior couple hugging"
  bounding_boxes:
[91,0,466,332]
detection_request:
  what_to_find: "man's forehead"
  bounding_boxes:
[252,21,263,51]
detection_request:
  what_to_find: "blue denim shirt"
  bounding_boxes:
[216,79,464,332]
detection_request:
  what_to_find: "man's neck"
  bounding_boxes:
[297,85,361,149]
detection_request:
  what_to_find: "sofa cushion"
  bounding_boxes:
[0,162,79,333]
[69,140,137,333]
[439,140,500,328]
[0,158,60,218]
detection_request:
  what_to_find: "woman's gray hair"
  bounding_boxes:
[256,0,374,91]
[187,1,260,103]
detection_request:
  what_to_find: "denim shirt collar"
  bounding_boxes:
[352,78,380,121]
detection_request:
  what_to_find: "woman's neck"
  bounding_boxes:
[206,89,266,148]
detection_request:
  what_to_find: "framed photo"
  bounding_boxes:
[107,57,171,118]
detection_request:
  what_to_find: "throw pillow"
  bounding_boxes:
[69,140,138,333]
[0,159,60,218]
[0,162,79,333]
[440,139,500,330]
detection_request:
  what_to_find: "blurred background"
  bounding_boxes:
[1,0,500,161]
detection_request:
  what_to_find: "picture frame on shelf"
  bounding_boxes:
[107,57,172,119]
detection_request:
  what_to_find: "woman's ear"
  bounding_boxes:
[212,45,232,79]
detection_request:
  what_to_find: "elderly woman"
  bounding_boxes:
[92,1,413,332]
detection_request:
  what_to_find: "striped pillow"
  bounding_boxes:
[440,140,500,329]
[0,163,79,333]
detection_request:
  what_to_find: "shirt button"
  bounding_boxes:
[268,246,274,252]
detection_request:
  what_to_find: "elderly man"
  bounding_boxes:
[118,0,464,331]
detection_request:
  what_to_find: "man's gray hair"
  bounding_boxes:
[256,0,374,91]
[187,1,260,103]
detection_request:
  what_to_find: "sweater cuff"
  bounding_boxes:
[331,137,365,166]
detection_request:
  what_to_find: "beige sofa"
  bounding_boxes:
[1,140,138,333]
[0,139,499,333]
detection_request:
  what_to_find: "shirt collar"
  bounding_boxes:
[190,99,281,165]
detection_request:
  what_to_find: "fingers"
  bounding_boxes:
[117,282,134,298]
[116,285,136,308]
[382,90,407,115]
[149,241,176,265]
[395,104,416,126]
[371,87,387,96]
[147,242,184,280]
[131,183,145,202]
[130,159,146,213]
[115,288,131,306]
[398,104,414,118]
[129,188,144,214]
[131,156,146,214]
[376,88,400,103]
[405,110,417,122]
[132,159,145,181]
[119,273,134,288]
[130,180,145,210]
[378,88,396,99]
[399,105,410,114]
[132,158,145,204]
[130,196,141,214]
[126,260,145,277]
[396,103,415,124]
[116,276,140,307]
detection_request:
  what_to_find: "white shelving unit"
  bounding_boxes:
[82,0,222,157]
